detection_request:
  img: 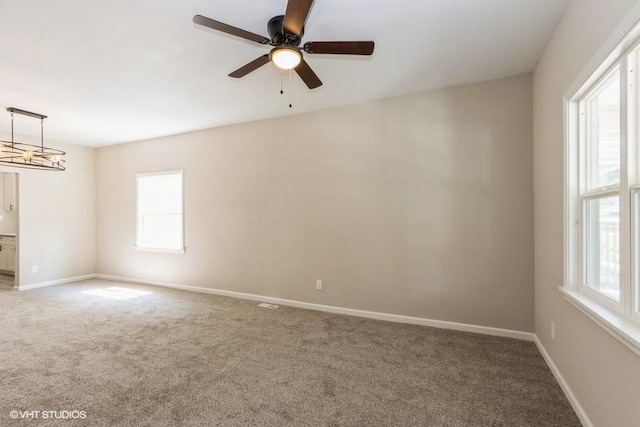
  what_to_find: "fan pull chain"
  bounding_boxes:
[280,72,283,95]
[288,69,292,108]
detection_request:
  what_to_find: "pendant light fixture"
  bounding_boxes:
[0,107,65,171]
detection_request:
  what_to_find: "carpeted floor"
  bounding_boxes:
[0,280,580,426]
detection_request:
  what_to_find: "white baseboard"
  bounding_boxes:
[534,336,592,427]
[17,274,96,291]
[94,274,534,341]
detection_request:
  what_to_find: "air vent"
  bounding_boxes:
[257,302,279,309]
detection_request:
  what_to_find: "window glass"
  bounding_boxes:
[587,72,620,189]
[136,171,183,251]
[584,196,620,301]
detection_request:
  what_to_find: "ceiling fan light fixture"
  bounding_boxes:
[270,47,302,70]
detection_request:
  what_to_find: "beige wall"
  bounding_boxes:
[0,135,96,287]
[97,74,534,332]
[533,0,640,425]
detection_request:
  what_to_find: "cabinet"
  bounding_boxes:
[0,235,16,272]
[3,173,16,212]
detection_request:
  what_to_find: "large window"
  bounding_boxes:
[136,170,184,252]
[566,30,640,354]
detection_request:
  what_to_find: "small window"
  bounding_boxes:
[136,170,184,252]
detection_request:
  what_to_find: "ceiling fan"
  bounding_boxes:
[193,0,375,89]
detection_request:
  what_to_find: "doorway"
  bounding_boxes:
[0,172,18,291]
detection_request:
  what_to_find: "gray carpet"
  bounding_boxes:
[0,280,580,426]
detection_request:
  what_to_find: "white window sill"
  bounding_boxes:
[559,287,640,357]
[134,246,186,254]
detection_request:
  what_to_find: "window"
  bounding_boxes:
[581,68,622,303]
[565,25,640,355]
[136,170,184,252]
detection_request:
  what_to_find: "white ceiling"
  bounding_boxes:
[0,0,568,147]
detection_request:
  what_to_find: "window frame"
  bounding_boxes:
[577,62,625,313]
[631,185,640,322]
[135,169,185,254]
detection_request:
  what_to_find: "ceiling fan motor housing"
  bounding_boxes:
[268,15,303,46]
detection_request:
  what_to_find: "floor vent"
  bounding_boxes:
[257,302,279,309]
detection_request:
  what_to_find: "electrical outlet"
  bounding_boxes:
[31,265,38,274]
[316,280,322,290]
[551,321,555,340]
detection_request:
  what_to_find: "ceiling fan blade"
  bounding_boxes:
[304,41,375,55]
[229,55,271,78]
[283,0,314,37]
[193,15,269,45]
[294,59,322,89]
